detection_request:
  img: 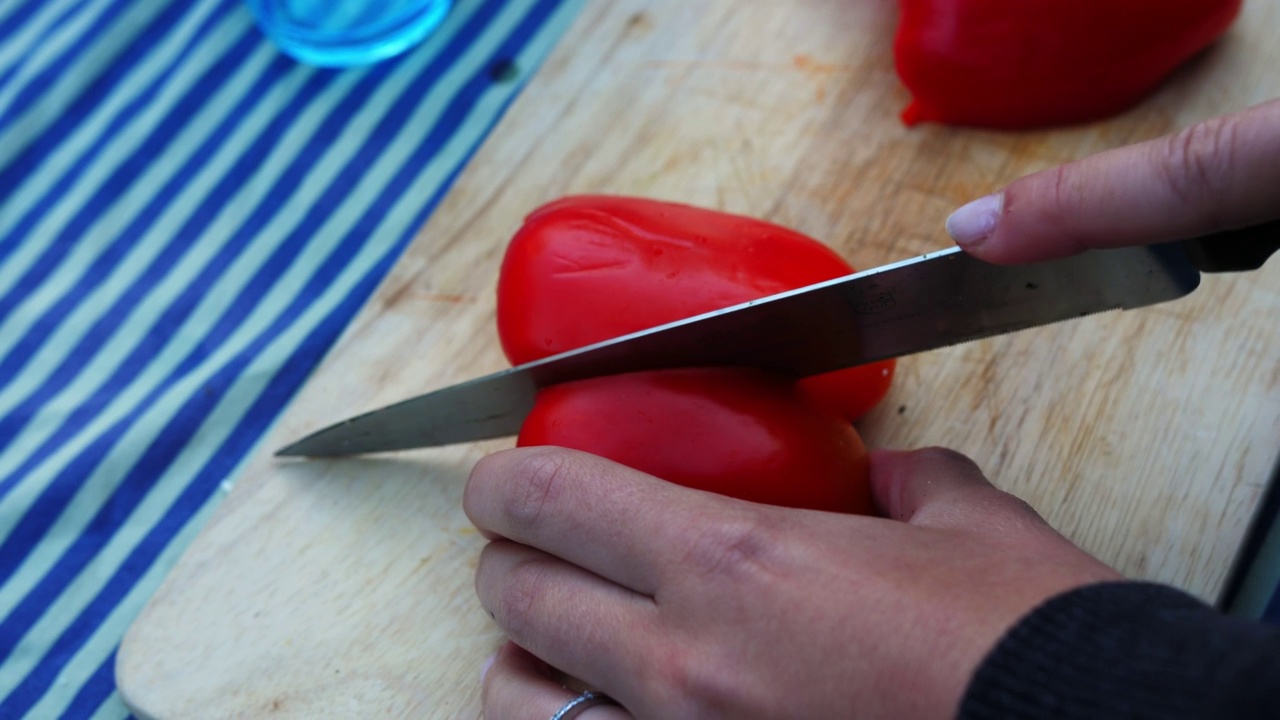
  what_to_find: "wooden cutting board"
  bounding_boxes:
[118,1,1280,717]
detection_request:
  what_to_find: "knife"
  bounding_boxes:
[277,221,1279,457]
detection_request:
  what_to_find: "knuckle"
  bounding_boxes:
[1037,165,1091,256]
[681,510,779,580]
[480,652,503,708]
[646,643,739,717]
[480,674,497,713]
[1001,493,1041,519]
[998,162,1089,253]
[494,557,555,640]
[1002,494,1050,529]
[504,449,574,530]
[974,489,1048,535]
[463,453,500,513]
[1045,163,1084,218]
[915,446,983,477]
[1159,116,1240,227]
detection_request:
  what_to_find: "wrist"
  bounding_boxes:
[958,581,1280,719]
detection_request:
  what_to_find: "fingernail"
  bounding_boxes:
[945,193,1002,247]
[481,651,497,682]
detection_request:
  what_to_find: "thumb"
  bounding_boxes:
[945,98,1280,264]
[869,448,1040,530]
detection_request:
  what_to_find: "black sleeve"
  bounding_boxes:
[958,581,1280,719]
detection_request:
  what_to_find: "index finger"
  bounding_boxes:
[464,446,751,595]
[946,98,1280,263]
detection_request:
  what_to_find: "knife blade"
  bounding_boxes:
[277,222,1279,457]
[278,244,1201,457]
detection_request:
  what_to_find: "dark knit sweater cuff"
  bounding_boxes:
[958,581,1280,719]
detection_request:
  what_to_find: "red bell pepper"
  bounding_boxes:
[519,369,873,514]
[894,0,1243,129]
[496,196,895,514]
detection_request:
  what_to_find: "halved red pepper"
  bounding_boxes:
[895,0,1243,129]
[496,196,894,514]
[519,369,873,514]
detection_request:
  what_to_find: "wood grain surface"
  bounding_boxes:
[118,1,1280,717]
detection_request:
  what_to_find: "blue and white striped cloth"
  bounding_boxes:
[0,0,582,716]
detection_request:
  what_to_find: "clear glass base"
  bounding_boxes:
[245,0,453,68]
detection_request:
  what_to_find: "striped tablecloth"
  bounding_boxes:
[0,0,582,716]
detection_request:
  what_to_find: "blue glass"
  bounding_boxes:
[245,0,453,68]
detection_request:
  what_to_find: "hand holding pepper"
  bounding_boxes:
[471,99,1280,720]
[469,447,1119,719]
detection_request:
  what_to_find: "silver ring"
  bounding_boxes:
[549,690,615,720]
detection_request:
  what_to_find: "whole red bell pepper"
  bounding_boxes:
[496,196,895,514]
[894,0,1243,129]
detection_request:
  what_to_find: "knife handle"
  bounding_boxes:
[1181,219,1280,273]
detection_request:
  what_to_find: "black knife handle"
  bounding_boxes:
[1181,219,1280,273]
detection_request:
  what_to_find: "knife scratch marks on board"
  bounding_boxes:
[791,54,855,76]
[973,350,1001,417]
[420,293,478,304]
[381,280,416,309]
[643,57,856,76]
[623,11,652,36]
[383,281,479,308]
[646,60,784,73]
[649,55,853,105]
